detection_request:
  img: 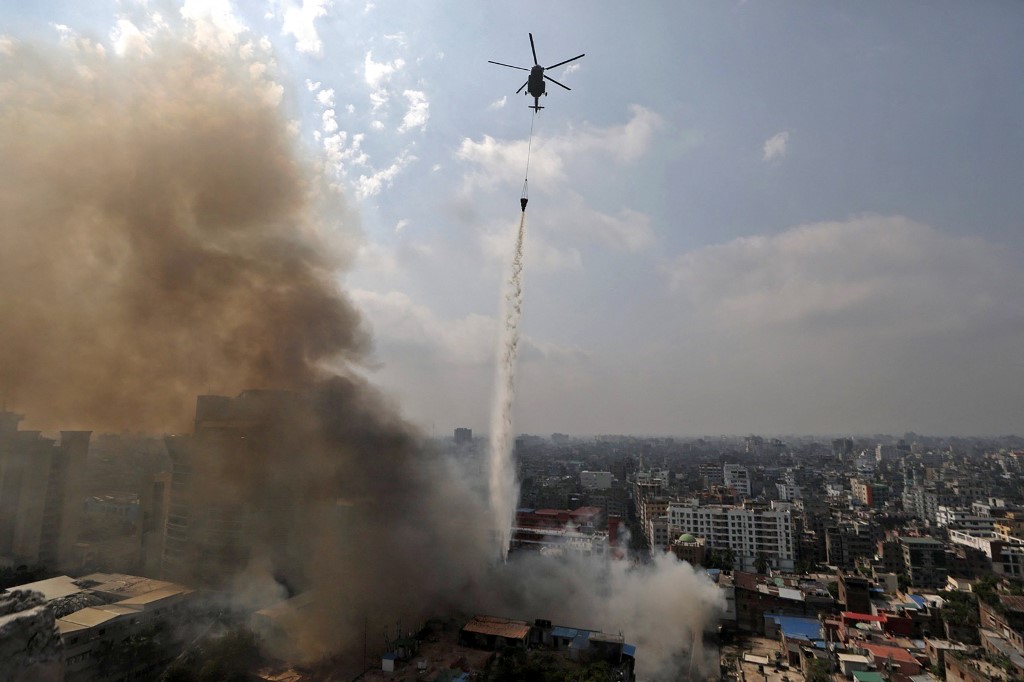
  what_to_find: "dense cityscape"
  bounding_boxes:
[3,398,1024,681]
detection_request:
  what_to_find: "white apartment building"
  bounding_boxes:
[948,529,1024,578]
[936,506,995,531]
[723,464,751,498]
[776,482,802,501]
[580,471,613,491]
[666,501,795,572]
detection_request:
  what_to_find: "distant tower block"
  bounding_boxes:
[454,428,473,444]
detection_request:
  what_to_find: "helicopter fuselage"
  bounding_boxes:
[527,66,546,99]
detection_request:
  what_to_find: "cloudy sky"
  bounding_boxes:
[4,1,1024,437]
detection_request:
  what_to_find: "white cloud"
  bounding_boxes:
[280,0,330,56]
[481,228,583,274]
[322,131,368,172]
[316,87,334,107]
[371,120,385,130]
[322,109,338,132]
[0,35,15,55]
[669,215,1023,335]
[346,104,355,114]
[457,105,663,190]
[397,89,429,132]
[355,149,415,199]
[306,79,321,91]
[762,130,789,162]
[180,0,246,51]
[363,50,404,89]
[353,290,497,365]
[488,95,507,110]
[109,18,151,57]
[394,219,410,233]
[353,290,586,368]
[558,193,655,252]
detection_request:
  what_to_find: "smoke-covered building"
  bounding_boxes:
[162,390,304,588]
[0,410,89,569]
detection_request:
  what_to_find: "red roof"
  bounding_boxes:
[860,643,918,665]
[843,612,886,622]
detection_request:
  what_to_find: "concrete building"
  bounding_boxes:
[580,471,612,491]
[826,523,877,569]
[948,529,1024,578]
[454,428,472,444]
[0,410,89,569]
[899,536,948,589]
[935,506,995,531]
[723,464,751,499]
[667,501,795,572]
[699,462,724,488]
[670,533,706,566]
[851,479,890,508]
[162,390,300,588]
[776,482,802,501]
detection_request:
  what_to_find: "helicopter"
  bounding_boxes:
[488,33,584,112]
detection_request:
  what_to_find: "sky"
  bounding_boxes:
[3,0,1024,437]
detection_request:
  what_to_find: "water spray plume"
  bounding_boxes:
[488,212,527,560]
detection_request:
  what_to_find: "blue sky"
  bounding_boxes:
[4,0,1024,436]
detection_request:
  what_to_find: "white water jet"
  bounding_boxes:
[487,212,526,560]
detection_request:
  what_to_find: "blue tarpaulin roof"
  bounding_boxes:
[571,632,591,649]
[623,644,637,657]
[909,594,927,606]
[767,614,822,642]
[551,627,578,639]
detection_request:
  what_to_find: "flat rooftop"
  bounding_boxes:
[462,615,530,640]
[5,575,83,602]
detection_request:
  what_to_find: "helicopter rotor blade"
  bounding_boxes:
[546,53,585,70]
[488,60,530,71]
[543,74,571,91]
[529,33,539,65]
[516,80,529,94]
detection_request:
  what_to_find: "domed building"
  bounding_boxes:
[670,532,706,566]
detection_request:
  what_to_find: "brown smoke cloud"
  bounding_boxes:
[0,38,365,432]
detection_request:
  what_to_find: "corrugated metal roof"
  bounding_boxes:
[462,615,530,640]
[767,614,822,641]
[551,626,578,639]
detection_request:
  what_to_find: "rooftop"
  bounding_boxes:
[766,614,822,642]
[461,615,530,640]
[5,575,83,602]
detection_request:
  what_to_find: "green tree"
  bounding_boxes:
[806,658,830,682]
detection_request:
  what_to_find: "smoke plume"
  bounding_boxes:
[0,31,722,679]
[0,37,364,432]
[487,212,527,560]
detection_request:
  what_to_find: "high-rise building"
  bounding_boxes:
[162,391,301,588]
[454,427,473,444]
[723,464,751,498]
[899,536,948,589]
[0,410,89,569]
[667,500,795,572]
[699,462,724,488]
[580,471,612,491]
